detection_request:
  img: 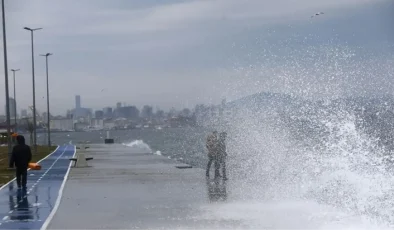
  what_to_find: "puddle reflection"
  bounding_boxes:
[206,178,227,202]
[8,184,34,221]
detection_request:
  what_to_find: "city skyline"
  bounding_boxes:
[12,94,200,118]
[0,0,392,115]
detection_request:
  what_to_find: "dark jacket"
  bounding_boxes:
[11,135,32,169]
[217,138,227,157]
[206,134,218,156]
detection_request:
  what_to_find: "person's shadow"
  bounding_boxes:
[206,177,227,202]
[8,184,34,221]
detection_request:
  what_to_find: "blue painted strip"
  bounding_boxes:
[0,144,75,229]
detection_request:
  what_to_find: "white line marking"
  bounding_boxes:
[2,216,8,221]
[0,145,60,191]
[40,145,76,230]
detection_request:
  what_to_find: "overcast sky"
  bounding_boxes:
[0,0,392,115]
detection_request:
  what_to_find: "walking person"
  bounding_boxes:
[218,132,228,180]
[10,135,32,190]
[206,131,220,179]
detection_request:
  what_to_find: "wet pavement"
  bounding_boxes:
[46,144,238,229]
[0,145,75,229]
[28,143,392,230]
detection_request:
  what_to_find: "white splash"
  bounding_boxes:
[196,106,394,229]
[123,140,153,153]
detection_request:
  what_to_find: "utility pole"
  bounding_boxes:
[2,0,12,167]
[24,27,42,153]
[40,53,52,146]
[11,69,20,132]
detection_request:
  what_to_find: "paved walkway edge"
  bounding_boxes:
[40,145,76,230]
[0,145,61,191]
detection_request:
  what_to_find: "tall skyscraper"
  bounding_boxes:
[75,95,81,109]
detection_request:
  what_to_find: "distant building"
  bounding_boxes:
[103,107,113,118]
[141,105,153,119]
[103,120,116,130]
[114,118,128,127]
[116,102,122,108]
[72,95,92,119]
[95,110,104,119]
[51,119,73,131]
[115,106,139,119]
[155,110,165,121]
[66,110,73,119]
[72,108,92,119]
[90,118,104,129]
[21,109,27,117]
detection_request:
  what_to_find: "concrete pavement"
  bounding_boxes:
[46,144,239,229]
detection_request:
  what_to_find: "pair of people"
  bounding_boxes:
[10,135,32,190]
[206,131,227,180]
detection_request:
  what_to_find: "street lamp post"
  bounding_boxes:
[10,69,20,132]
[40,53,52,147]
[2,0,12,166]
[24,26,42,154]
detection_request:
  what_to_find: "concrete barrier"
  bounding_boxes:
[69,146,93,167]
[75,153,88,167]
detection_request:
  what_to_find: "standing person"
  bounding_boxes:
[206,131,219,178]
[218,132,228,180]
[10,135,32,190]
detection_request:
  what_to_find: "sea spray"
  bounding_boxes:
[212,99,394,228]
[123,140,153,153]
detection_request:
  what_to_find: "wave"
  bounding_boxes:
[123,140,153,153]
[211,101,394,228]
[123,140,162,156]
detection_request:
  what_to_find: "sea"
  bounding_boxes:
[34,127,210,168]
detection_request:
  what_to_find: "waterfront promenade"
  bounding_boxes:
[46,144,235,229]
[0,143,384,229]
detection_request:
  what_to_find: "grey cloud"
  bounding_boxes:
[0,0,391,115]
